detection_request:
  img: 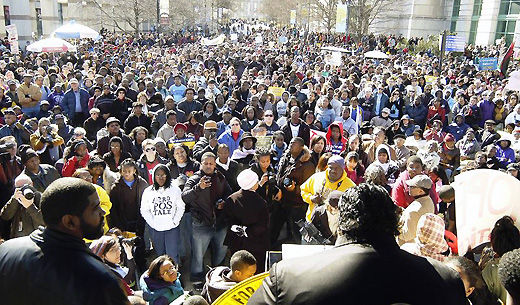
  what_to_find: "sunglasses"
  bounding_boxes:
[145,147,156,152]
[264,114,273,117]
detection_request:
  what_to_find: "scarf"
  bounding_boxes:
[349,106,363,127]
[216,158,230,171]
[231,148,255,160]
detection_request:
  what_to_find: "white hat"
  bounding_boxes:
[237,169,259,190]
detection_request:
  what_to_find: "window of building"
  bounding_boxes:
[473,0,483,17]
[499,0,520,15]
[495,19,516,44]
[469,20,478,44]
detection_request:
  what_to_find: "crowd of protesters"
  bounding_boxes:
[0,19,519,304]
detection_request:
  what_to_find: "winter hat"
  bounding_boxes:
[327,155,345,168]
[19,145,38,164]
[90,236,117,258]
[237,168,259,190]
[444,133,455,143]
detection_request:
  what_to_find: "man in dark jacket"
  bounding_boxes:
[272,137,315,245]
[96,117,134,156]
[249,184,467,305]
[0,177,130,305]
[20,146,60,193]
[0,174,43,239]
[61,78,90,127]
[192,120,219,162]
[84,107,105,143]
[181,152,232,283]
[281,106,310,146]
[124,102,151,135]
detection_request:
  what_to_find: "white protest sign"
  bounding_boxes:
[10,40,19,54]
[453,169,520,255]
[6,25,18,40]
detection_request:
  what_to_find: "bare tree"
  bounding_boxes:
[260,0,298,25]
[345,0,400,39]
[310,0,337,34]
[89,0,156,37]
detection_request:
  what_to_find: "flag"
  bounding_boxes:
[500,41,515,77]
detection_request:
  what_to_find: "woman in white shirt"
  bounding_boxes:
[141,164,185,262]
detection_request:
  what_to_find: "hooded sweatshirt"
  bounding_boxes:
[201,266,238,303]
[325,121,347,155]
[140,166,185,231]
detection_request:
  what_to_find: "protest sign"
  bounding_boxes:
[452,169,520,255]
[267,86,284,97]
[212,272,269,305]
[478,57,498,71]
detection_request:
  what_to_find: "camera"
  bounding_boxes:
[20,184,34,200]
[45,125,53,134]
[215,198,224,209]
[283,177,293,188]
[266,172,277,184]
[119,236,139,247]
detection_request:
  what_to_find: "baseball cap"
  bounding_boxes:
[204,120,218,130]
[405,174,433,189]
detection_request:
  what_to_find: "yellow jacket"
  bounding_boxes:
[84,184,112,243]
[300,170,355,221]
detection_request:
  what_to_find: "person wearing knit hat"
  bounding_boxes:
[20,144,60,192]
[401,213,449,262]
[439,133,460,179]
[223,168,269,272]
[301,154,355,222]
[89,235,141,299]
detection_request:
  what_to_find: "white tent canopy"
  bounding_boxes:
[52,20,100,40]
[364,50,389,59]
[27,37,76,53]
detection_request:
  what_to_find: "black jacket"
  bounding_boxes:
[96,131,134,156]
[108,175,148,236]
[282,119,311,146]
[181,170,231,227]
[249,236,467,305]
[0,228,129,305]
[216,160,240,192]
[192,137,218,162]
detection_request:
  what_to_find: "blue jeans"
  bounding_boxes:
[150,226,181,263]
[179,212,192,261]
[190,218,227,281]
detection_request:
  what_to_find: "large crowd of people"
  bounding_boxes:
[0,20,519,304]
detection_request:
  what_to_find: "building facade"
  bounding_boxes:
[371,0,520,46]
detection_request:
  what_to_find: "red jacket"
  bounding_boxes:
[62,153,91,177]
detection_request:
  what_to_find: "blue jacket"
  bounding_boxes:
[496,144,515,168]
[140,273,184,305]
[372,93,389,116]
[218,129,243,155]
[405,104,428,128]
[62,88,90,121]
[445,122,470,142]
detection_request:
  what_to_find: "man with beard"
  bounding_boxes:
[0,178,130,305]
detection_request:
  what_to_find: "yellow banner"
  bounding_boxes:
[212,272,269,305]
[425,75,438,84]
[267,86,284,97]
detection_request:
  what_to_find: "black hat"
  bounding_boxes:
[2,108,15,116]
[239,132,257,147]
[106,117,121,127]
[19,145,38,164]
[393,133,406,140]
[115,87,126,94]
[485,120,496,125]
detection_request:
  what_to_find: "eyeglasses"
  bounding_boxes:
[74,133,83,137]
[162,267,177,275]
[145,147,156,152]
[264,114,273,117]
[155,174,167,178]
